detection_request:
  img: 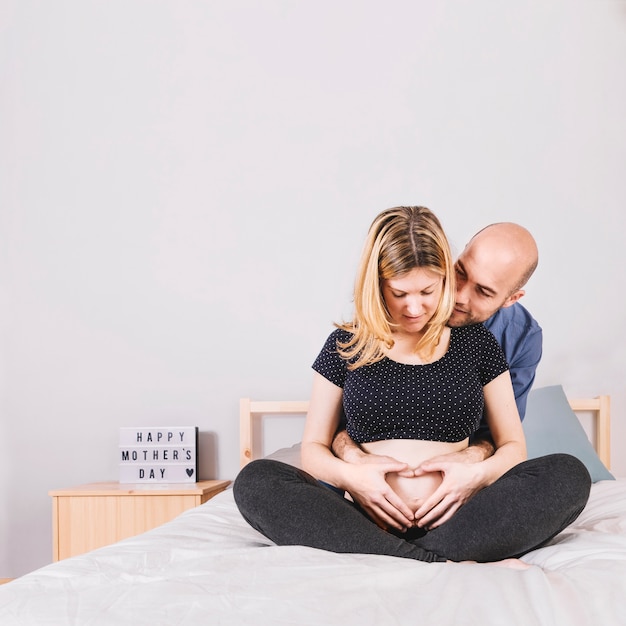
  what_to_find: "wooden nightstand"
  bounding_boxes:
[49,479,230,561]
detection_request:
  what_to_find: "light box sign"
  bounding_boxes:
[119,426,198,483]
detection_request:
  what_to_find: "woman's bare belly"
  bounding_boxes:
[362,438,468,512]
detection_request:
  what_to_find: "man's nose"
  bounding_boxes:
[455,282,469,305]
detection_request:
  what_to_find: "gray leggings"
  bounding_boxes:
[233,454,591,563]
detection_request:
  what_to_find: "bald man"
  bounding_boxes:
[332,222,543,531]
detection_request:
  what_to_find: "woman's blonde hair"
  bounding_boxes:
[337,206,455,369]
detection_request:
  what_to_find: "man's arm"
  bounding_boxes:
[331,429,367,463]
[463,435,495,461]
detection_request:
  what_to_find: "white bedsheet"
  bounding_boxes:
[1,479,626,625]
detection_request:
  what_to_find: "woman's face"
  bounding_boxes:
[382,267,443,335]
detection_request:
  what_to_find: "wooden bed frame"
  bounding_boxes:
[240,396,611,469]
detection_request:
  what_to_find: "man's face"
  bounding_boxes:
[447,245,519,327]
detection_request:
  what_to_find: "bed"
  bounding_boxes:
[1,385,624,625]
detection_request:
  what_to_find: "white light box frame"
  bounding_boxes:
[119,426,198,483]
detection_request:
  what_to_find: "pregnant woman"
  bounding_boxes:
[234,205,591,564]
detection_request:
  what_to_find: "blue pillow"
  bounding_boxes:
[523,385,614,483]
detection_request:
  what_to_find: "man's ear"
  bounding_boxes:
[501,289,525,308]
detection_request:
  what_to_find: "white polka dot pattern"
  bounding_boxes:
[312,326,509,443]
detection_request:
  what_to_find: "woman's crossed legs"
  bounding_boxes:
[233,453,591,563]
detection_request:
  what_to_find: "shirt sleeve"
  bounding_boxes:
[476,325,510,386]
[508,325,543,420]
[311,329,349,388]
[470,325,511,443]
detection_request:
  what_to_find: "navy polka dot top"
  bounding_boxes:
[312,325,509,443]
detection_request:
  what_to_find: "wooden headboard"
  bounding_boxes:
[569,396,611,469]
[240,399,309,469]
[240,396,611,470]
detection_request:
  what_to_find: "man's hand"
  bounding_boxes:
[412,446,491,529]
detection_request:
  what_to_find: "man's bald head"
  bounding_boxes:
[467,222,538,294]
[448,223,539,328]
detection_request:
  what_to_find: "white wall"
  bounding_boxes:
[1,0,625,578]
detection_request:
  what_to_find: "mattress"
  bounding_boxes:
[1,478,625,625]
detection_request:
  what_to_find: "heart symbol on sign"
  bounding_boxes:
[186,468,194,477]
